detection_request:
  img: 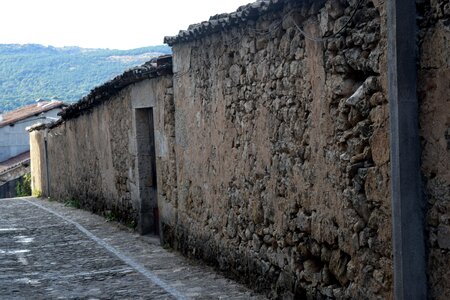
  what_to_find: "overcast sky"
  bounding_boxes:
[0,0,252,49]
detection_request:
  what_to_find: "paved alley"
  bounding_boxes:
[0,197,265,299]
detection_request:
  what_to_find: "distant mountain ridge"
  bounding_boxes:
[0,44,171,112]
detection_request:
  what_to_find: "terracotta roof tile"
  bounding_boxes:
[0,151,30,175]
[57,55,172,121]
[29,55,173,131]
[0,101,65,128]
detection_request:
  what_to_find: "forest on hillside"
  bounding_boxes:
[0,44,171,112]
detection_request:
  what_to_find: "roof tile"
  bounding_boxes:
[0,101,65,128]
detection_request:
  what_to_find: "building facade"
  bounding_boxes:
[29,0,449,298]
[0,100,64,198]
[0,101,64,162]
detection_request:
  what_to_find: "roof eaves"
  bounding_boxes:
[0,101,66,129]
[57,55,173,122]
[164,0,289,45]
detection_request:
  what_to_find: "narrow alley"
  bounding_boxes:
[0,197,264,299]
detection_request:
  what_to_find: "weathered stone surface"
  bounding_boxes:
[169,0,392,298]
[0,156,30,198]
[28,0,449,298]
[437,225,450,250]
[418,1,450,298]
[370,127,389,166]
[329,250,350,285]
[30,74,175,234]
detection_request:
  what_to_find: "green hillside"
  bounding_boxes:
[0,44,171,112]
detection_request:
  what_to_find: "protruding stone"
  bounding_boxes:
[437,225,450,249]
[329,250,350,285]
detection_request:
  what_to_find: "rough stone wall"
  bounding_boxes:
[130,77,177,234]
[0,165,30,198]
[25,0,449,296]
[0,162,30,185]
[45,88,136,222]
[169,0,391,298]
[418,1,450,299]
[33,76,176,230]
[30,130,47,196]
[0,176,25,198]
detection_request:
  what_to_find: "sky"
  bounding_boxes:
[0,0,252,50]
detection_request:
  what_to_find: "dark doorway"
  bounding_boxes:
[135,108,159,235]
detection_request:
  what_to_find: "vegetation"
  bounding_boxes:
[64,198,81,209]
[105,210,118,222]
[32,189,42,198]
[0,44,171,112]
[15,173,32,196]
[126,219,137,229]
[104,209,136,229]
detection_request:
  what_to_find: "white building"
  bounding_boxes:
[0,100,65,162]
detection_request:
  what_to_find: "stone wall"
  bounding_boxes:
[418,1,450,299]
[167,0,392,298]
[0,169,30,198]
[0,155,31,198]
[30,129,47,196]
[30,74,175,233]
[45,88,135,220]
[0,177,24,198]
[28,0,450,297]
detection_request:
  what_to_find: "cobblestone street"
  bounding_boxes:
[0,197,264,299]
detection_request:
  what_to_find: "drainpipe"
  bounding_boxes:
[387,0,427,298]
